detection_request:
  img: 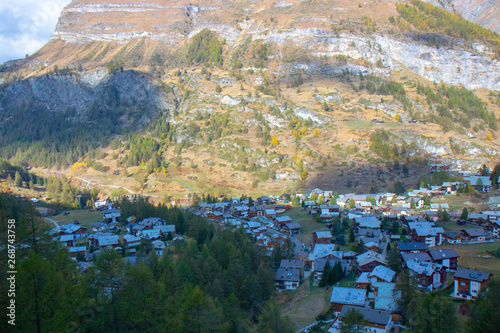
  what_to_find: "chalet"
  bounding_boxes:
[464,176,491,192]
[255,205,266,216]
[152,240,166,256]
[308,244,343,270]
[274,216,291,228]
[314,259,350,283]
[320,204,340,215]
[391,206,409,218]
[482,211,500,221]
[104,211,121,223]
[280,259,305,275]
[257,196,271,205]
[401,252,432,269]
[369,265,396,283]
[357,251,387,273]
[90,234,119,249]
[68,246,87,259]
[234,205,249,217]
[461,228,488,242]
[336,197,349,208]
[468,213,488,224]
[59,224,88,239]
[406,259,447,292]
[330,287,367,312]
[264,208,276,219]
[329,306,392,333]
[422,210,439,222]
[397,242,428,253]
[122,234,141,247]
[153,224,176,236]
[303,200,316,208]
[408,222,444,247]
[428,249,459,271]
[358,228,382,240]
[430,203,449,211]
[372,282,402,323]
[274,204,286,213]
[452,267,492,300]
[283,222,302,235]
[90,222,108,232]
[443,231,462,244]
[206,211,223,221]
[441,182,459,194]
[131,224,147,236]
[313,230,333,244]
[486,221,500,238]
[60,234,75,247]
[141,229,161,240]
[275,268,301,290]
[353,216,381,229]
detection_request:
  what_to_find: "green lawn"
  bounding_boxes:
[282,281,332,330]
[51,209,103,226]
[435,221,466,232]
[447,242,500,277]
[280,207,325,246]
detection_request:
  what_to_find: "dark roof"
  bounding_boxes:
[280,259,305,270]
[284,222,302,229]
[444,231,460,238]
[454,267,491,282]
[397,242,428,251]
[339,306,391,326]
[428,249,459,260]
[314,258,350,273]
[401,252,432,264]
[275,268,300,282]
[462,228,487,237]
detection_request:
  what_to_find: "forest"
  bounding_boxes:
[0,194,293,333]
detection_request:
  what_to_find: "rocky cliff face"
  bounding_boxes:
[5,69,171,123]
[41,0,500,91]
[423,0,500,34]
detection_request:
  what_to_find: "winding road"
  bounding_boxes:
[44,217,61,231]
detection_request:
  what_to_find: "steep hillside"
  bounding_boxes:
[1,0,500,200]
[423,0,500,34]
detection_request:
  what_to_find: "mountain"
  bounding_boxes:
[1,0,500,200]
[423,0,500,34]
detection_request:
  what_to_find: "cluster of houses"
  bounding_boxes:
[48,175,499,332]
[53,206,179,264]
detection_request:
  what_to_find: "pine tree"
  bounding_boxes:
[14,171,23,187]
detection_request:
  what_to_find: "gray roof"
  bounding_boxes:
[315,230,333,239]
[330,287,366,306]
[275,216,291,222]
[314,258,350,273]
[454,267,491,282]
[397,242,428,252]
[339,306,391,326]
[357,251,386,267]
[284,222,302,229]
[280,259,305,270]
[463,228,487,237]
[369,265,396,282]
[402,252,432,264]
[358,228,381,237]
[428,249,459,260]
[444,231,460,238]
[406,260,444,276]
[275,268,300,282]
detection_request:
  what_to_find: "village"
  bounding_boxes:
[45,168,500,333]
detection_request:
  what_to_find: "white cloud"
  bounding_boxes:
[0,0,72,64]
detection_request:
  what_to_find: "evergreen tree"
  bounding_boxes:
[349,228,355,243]
[461,207,469,221]
[340,308,368,333]
[467,280,500,333]
[14,171,23,187]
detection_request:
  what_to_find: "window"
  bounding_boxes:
[460,282,466,286]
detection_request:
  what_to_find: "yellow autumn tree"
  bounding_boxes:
[68,161,87,176]
[313,128,321,136]
[272,136,279,145]
[487,132,493,141]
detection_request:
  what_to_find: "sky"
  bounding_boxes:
[0,0,72,64]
